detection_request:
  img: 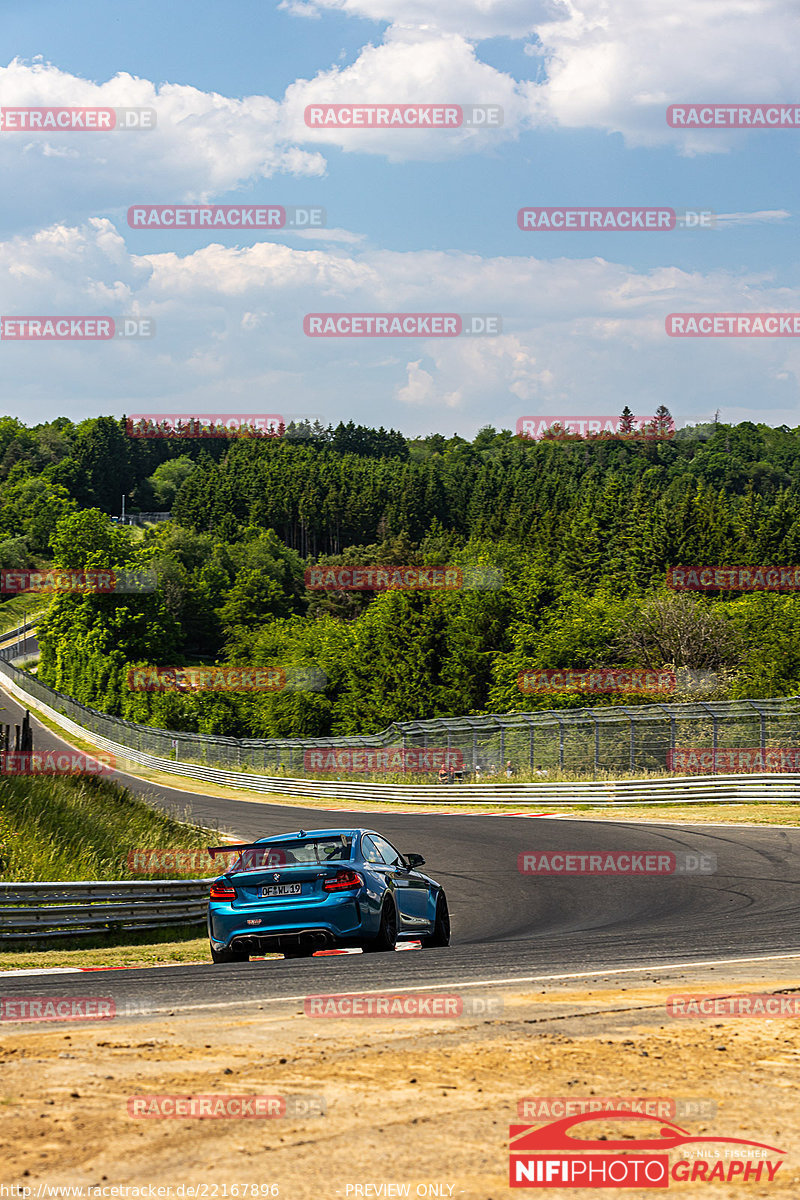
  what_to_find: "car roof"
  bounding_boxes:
[253,828,376,843]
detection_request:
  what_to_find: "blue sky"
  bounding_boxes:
[1,0,799,436]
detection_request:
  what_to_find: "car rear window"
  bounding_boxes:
[229,836,353,871]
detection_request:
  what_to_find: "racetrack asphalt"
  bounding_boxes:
[2,685,800,1016]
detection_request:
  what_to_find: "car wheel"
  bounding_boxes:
[364,898,398,952]
[422,891,450,947]
[210,942,250,963]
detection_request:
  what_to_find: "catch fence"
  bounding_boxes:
[1,659,799,779]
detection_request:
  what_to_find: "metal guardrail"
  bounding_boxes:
[3,654,800,780]
[0,665,798,805]
[0,619,38,641]
[0,620,39,662]
[0,879,212,941]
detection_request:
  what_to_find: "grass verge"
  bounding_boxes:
[0,595,46,636]
[0,925,212,970]
[0,772,220,881]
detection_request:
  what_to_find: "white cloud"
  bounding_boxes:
[283,27,527,160]
[715,209,791,227]
[279,0,567,39]
[521,0,800,149]
[0,58,326,229]
[3,219,800,433]
[290,226,368,243]
[284,1,800,151]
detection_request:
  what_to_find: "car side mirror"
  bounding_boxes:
[405,853,425,868]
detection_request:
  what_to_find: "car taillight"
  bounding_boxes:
[322,869,363,892]
[210,881,237,901]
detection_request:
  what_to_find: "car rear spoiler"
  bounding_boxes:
[207,842,273,874]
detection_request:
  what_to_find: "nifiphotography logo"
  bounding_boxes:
[509,1111,785,1188]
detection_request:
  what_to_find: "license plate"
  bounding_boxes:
[260,883,302,897]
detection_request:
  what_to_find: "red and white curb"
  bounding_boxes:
[313,941,422,956]
[0,967,89,977]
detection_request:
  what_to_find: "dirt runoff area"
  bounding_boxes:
[1,965,800,1199]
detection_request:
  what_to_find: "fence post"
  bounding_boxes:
[594,716,600,777]
[629,719,635,772]
[473,728,478,774]
[530,723,535,771]
[557,718,564,770]
[712,712,719,774]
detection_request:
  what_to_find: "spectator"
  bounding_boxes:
[505,760,514,778]
[438,763,449,785]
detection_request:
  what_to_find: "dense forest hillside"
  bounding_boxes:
[4,413,800,737]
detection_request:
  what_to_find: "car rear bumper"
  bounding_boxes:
[208,896,365,950]
[225,926,339,954]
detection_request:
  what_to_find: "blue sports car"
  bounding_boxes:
[207,827,450,962]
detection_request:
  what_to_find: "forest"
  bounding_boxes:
[3,411,800,737]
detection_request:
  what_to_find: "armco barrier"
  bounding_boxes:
[0,662,798,805]
[0,620,39,662]
[0,879,211,941]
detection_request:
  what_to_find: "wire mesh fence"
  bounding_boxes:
[2,659,800,780]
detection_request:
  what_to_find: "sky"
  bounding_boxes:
[1,0,799,437]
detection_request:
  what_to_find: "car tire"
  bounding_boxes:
[421,891,450,947]
[364,898,398,952]
[210,942,250,963]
